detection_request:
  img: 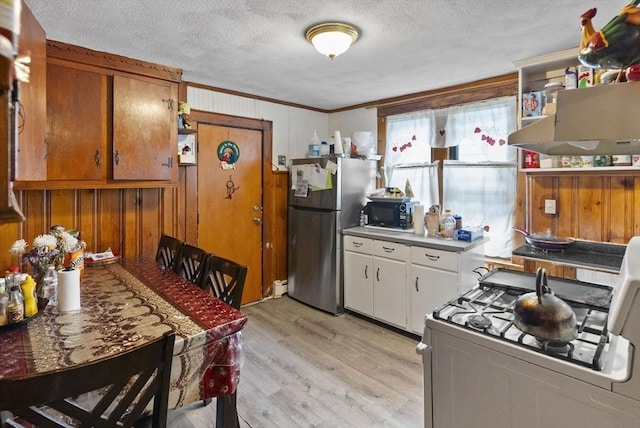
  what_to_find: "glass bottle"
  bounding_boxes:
[442,209,456,240]
[7,285,24,323]
[42,265,58,305]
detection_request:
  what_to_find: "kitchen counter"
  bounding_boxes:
[512,240,626,273]
[342,226,487,252]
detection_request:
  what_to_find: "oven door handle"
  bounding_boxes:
[416,341,433,428]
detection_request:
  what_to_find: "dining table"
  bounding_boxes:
[0,257,248,424]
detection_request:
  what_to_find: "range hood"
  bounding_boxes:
[509,82,640,155]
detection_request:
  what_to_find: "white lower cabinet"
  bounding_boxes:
[372,240,408,329]
[344,236,408,329]
[344,233,484,335]
[409,245,485,334]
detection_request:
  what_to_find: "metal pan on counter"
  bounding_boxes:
[514,227,574,251]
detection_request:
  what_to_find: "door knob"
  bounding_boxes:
[253,217,263,225]
[253,205,261,211]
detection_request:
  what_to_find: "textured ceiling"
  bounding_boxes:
[25,0,624,110]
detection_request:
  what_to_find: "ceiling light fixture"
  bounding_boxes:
[305,23,359,60]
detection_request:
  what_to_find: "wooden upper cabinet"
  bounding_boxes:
[46,62,108,181]
[14,3,46,181]
[14,40,182,189]
[113,74,176,180]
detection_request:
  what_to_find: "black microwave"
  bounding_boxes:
[365,200,416,229]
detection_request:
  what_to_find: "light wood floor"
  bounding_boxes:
[166,296,424,428]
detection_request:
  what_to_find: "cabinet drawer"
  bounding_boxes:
[373,240,408,262]
[344,235,373,255]
[411,246,458,272]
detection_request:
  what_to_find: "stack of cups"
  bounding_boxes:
[414,204,425,235]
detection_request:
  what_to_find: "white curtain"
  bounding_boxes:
[384,111,438,207]
[442,96,517,258]
[385,163,439,209]
[445,96,517,161]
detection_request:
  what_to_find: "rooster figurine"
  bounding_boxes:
[579,0,640,69]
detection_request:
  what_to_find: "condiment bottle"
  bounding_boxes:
[7,285,24,323]
[20,274,38,317]
[0,278,8,326]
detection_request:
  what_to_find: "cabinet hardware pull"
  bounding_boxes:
[94,149,101,166]
[426,253,439,261]
[383,246,395,253]
[353,242,363,247]
[161,157,173,167]
[114,150,120,165]
[163,98,174,110]
[364,265,368,279]
[415,277,419,292]
[376,267,380,282]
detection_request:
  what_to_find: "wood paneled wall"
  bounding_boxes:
[513,171,640,276]
[0,170,289,288]
[0,187,180,269]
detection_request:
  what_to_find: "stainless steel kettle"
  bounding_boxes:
[513,267,578,342]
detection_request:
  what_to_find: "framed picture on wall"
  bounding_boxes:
[178,132,196,165]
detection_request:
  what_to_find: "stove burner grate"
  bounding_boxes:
[536,339,573,355]
[433,285,609,371]
[468,315,492,331]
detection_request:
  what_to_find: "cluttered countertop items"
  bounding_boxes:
[359,190,485,243]
[348,190,486,252]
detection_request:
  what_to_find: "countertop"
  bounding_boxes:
[342,226,487,252]
[512,240,626,273]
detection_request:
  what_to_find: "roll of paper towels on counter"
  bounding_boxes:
[333,131,343,154]
[414,204,425,235]
[57,267,81,312]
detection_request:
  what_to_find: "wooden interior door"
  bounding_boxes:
[197,124,263,304]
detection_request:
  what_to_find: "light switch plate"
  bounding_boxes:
[278,155,286,166]
[544,199,556,214]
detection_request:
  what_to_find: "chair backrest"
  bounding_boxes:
[155,233,183,270]
[172,243,208,284]
[199,255,248,310]
[0,331,175,428]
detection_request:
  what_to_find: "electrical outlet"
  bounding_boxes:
[278,155,286,166]
[544,199,556,215]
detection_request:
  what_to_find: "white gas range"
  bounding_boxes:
[417,237,640,428]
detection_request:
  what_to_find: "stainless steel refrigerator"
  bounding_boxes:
[288,155,377,314]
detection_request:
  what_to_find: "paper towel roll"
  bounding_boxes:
[414,204,425,235]
[57,268,81,312]
[333,131,343,154]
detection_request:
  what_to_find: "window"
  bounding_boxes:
[384,96,517,257]
[383,110,440,208]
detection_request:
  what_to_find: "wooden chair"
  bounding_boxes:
[155,233,183,270]
[0,331,175,428]
[199,255,248,310]
[172,243,208,285]
[198,255,248,428]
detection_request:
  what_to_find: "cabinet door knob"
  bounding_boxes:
[114,150,120,165]
[376,267,380,282]
[426,253,440,261]
[364,265,368,279]
[94,149,101,166]
[163,98,174,110]
[415,277,419,292]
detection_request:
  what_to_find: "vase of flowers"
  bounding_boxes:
[10,235,60,297]
[9,225,87,296]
